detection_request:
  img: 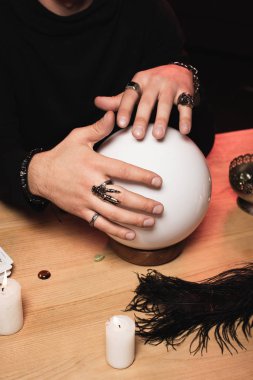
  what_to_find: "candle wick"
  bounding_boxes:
[118,325,121,328]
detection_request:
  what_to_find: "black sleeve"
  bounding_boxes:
[139,0,186,70]
[137,0,215,156]
[0,50,29,209]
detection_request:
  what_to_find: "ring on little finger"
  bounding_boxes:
[91,179,121,206]
[177,92,195,109]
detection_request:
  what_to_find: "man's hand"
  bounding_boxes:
[28,111,164,240]
[95,64,194,140]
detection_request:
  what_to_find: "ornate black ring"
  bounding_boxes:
[177,92,195,109]
[92,179,121,205]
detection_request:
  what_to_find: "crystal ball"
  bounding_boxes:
[98,126,212,250]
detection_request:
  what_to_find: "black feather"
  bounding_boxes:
[125,264,253,354]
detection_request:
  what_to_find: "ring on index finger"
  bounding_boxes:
[91,179,121,206]
[125,81,142,97]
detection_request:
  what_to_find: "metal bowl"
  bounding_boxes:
[229,153,253,215]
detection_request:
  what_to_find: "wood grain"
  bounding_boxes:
[1,129,253,379]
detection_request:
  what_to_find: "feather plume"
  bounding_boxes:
[126,264,253,354]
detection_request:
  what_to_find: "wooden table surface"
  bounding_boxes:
[1,129,253,380]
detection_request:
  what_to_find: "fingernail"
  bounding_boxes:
[154,125,165,139]
[125,232,135,240]
[133,126,145,139]
[118,116,127,127]
[152,204,164,214]
[143,218,155,227]
[151,177,162,187]
[181,124,190,134]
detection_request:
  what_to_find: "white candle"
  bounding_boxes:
[0,273,24,335]
[105,315,135,369]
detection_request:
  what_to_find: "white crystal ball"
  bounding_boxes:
[98,125,211,250]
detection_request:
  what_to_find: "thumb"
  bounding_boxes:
[84,111,115,147]
[94,93,123,112]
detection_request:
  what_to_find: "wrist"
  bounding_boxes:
[168,61,200,96]
[20,148,49,209]
[28,151,49,196]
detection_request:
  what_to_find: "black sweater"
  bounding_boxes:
[0,0,214,209]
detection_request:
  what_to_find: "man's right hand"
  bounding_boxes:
[28,111,164,241]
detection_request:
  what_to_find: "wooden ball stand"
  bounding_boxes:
[109,238,186,266]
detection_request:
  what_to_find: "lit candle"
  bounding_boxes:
[105,315,135,369]
[0,272,24,335]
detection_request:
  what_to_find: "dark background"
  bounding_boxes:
[170,0,253,134]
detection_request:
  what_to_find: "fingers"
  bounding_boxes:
[106,184,164,215]
[87,173,165,237]
[152,92,173,139]
[85,179,164,241]
[86,210,136,241]
[117,80,159,140]
[95,65,195,140]
[94,200,156,228]
[88,178,164,232]
[131,90,158,140]
[117,87,140,129]
[94,93,123,112]
[83,111,115,146]
[117,84,191,140]
[177,103,192,135]
[100,156,163,188]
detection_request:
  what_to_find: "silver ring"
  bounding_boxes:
[125,81,142,97]
[89,212,100,227]
[177,92,195,109]
[91,179,121,205]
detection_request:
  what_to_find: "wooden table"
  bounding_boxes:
[1,129,253,380]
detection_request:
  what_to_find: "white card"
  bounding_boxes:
[0,247,14,265]
[0,263,12,273]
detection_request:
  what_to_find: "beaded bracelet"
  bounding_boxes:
[20,148,49,209]
[168,61,200,105]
